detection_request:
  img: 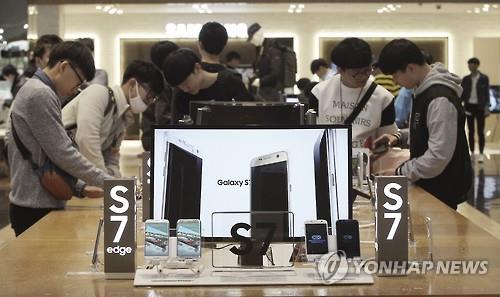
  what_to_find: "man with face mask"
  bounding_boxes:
[247,23,285,102]
[62,60,163,177]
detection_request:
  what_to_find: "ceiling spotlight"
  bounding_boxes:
[192,4,199,9]
[474,8,480,13]
[396,4,402,8]
[109,8,117,14]
[483,4,490,8]
[290,4,296,9]
[387,4,395,9]
[377,9,384,13]
[288,8,294,13]
[117,9,123,15]
[298,4,305,9]
[482,6,489,12]
[103,5,112,12]
[296,8,302,13]
[23,24,29,29]
[96,5,102,10]
[0,29,3,34]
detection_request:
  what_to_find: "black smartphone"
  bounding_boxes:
[336,219,360,258]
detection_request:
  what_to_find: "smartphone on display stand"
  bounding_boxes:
[336,219,360,259]
[304,219,329,262]
[250,151,290,241]
[176,219,202,261]
[144,219,170,262]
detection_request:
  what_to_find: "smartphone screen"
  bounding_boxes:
[176,219,201,259]
[305,223,329,255]
[251,152,289,241]
[336,220,360,258]
[145,220,169,258]
[164,143,202,229]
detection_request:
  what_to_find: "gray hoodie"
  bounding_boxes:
[399,63,463,182]
[7,70,112,209]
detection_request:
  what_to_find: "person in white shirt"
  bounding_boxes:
[62,60,164,177]
[310,58,336,81]
[311,38,397,147]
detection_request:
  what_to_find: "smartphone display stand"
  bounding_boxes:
[211,211,295,270]
[66,218,105,277]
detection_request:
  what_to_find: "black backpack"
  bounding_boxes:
[276,43,297,89]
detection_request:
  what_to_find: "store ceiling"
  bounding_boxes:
[60,2,500,14]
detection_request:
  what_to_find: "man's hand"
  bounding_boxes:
[251,78,260,88]
[83,186,104,198]
[372,134,398,150]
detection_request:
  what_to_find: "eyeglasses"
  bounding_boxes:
[347,66,373,79]
[138,82,159,104]
[68,62,86,92]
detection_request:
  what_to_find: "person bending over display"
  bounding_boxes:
[375,38,472,210]
[63,60,164,176]
[163,48,253,124]
[7,41,113,236]
[310,37,397,148]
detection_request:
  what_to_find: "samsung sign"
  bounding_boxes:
[165,23,248,38]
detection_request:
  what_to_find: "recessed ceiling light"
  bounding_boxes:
[0,29,3,34]
[109,8,117,14]
[290,4,296,9]
[396,4,402,8]
[103,5,112,12]
[117,9,123,15]
[96,5,102,10]
[483,4,490,8]
[288,9,294,13]
[192,4,199,9]
[298,4,305,9]
[296,8,302,13]
[482,7,489,12]
[23,24,29,29]
[201,4,208,9]
[377,9,383,13]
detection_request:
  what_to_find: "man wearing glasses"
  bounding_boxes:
[311,38,397,148]
[7,41,114,236]
[62,60,163,177]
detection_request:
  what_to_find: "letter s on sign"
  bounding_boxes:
[383,182,403,211]
[110,185,129,214]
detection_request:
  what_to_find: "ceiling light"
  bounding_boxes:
[296,9,302,13]
[396,4,402,8]
[103,5,112,12]
[290,4,296,9]
[109,8,117,14]
[201,4,208,9]
[377,9,383,13]
[482,6,489,12]
[483,4,490,8]
[387,4,395,9]
[192,4,199,9]
[96,5,102,10]
[0,36,3,41]
[2,41,6,45]
[288,9,294,13]
[0,29,3,34]
[298,4,305,9]
[23,24,29,29]
[117,9,123,15]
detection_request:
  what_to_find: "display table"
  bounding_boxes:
[1,187,500,296]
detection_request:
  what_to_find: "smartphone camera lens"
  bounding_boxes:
[277,154,280,158]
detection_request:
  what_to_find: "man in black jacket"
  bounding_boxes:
[247,23,283,101]
[461,57,490,162]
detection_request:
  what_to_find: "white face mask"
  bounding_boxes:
[128,81,148,114]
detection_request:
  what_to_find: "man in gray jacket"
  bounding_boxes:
[376,39,472,209]
[7,41,113,236]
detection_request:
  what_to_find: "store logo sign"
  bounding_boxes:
[165,23,248,38]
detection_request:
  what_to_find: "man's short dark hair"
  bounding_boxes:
[225,51,241,62]
[34,34,63,59]
[76,38,94,53]
[468,57,480,65]
[47,41,96,81]
[378,39,426,75]
[162,49,200,86]
[150,41,179,69]
[122,60,164,95]
[198,22,228,55]
[331,38,372,69]
[296,78,311,91]
[2,64,18,77]
[310,58,329,74]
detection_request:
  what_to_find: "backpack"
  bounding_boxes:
[276,43,297,89]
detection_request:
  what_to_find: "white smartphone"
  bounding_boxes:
[144,219,170,261]
[304,219,329,261]
[250,151,290,240]
[176,219,201,260]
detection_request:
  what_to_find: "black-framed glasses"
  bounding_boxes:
[68,62,85,91]
[138,82,159,104]
[348,66,373,79]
